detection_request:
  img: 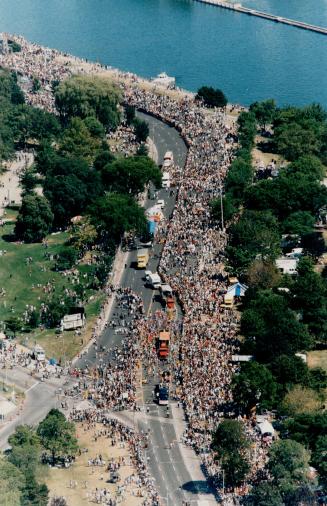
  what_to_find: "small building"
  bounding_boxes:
[276,257,298,275]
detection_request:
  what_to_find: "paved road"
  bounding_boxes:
[0,367,63,449]
[76,113,216,505]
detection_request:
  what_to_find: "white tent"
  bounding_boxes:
[258,420,274,436]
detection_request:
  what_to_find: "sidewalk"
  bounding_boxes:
[0,152,33,217]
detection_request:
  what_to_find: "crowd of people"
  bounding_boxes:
[0,34,270,501]
[70,411,160,505]
[123,87,269,486]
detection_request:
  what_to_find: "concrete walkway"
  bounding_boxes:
[0,152,33,217]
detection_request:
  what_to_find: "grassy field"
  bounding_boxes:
[0,216,106,362]
[43,422,146,506]
[307,350,327,373]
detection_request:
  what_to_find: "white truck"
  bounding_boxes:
[145,272,162,289]
[163,151,173,169]
[162,171,171,189]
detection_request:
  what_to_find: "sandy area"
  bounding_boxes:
[45,422,147,506]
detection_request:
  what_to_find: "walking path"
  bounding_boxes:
[0,152,33,218]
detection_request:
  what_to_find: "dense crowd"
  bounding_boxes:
[0,35,269,500]
[124,88,269,484]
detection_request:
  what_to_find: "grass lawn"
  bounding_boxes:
[307,350,327,373]
[0,218,107,362]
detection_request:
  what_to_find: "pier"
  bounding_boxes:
[195,0,327,36]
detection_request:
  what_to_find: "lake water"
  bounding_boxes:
[0,0,326,107]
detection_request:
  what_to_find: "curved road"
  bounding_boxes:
[77,112,216,505]
[0,113,217,504]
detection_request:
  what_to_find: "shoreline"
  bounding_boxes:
[1,33,246,116]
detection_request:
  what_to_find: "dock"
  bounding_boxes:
[194,0,327,36]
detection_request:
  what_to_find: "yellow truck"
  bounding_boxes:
[137,248,149,268]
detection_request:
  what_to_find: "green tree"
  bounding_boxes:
[225,157,253,202]
[5,316,22,337]
[37,409,78,462]
[274,121,322,161]
[210,194,238,224]
[282,211,315,235]
[241,290,312,362]
[280,412,327,452]
[88,193,147,242]
[44,156,103,228]
[312,435,327,486]
[250,482,283,506]
[83,116,105,138]
[227,210,280,275]
[196,86,227,108]
[232,361,278,413]
[285,155,325,182]
[55,75,121,130]
[101,155,161,194]
[20,168,39,194]
[15,194,53,243]
[211,420,250,487]
[136,143,149,157]
[246,259,281,289]
[245,172,327,222]
[125,104,135,125]
[269,354,309,392]
[291,257,327,342]
[250,99,276,130]
[268,439,311,497]
[93,148,115,172]
[237,111,257,149]
[21,472,49,506]
[55,247,79,271]
[59,117,101,162]
[0,459,25,506]
[9,445,41,477]
[133,118,149,143]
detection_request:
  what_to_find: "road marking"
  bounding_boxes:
[25,382,39,392]
[147,294,154,317]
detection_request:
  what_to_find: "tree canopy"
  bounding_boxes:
[267,439,311,497]
[37,409,78,462]
[232,361,278,413]
[241,290,312,362]
[101,155,161,194]
[196,86,227,108]
[227,210,280,275]
[55,75,122,130]
[88,192,147,242]
[211,420,250,487]
[15,194,54,243]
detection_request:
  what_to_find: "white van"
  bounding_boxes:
[162,171,170,189]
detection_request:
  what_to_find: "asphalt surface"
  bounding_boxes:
[75,114,216,504]
[0,367,62,449]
